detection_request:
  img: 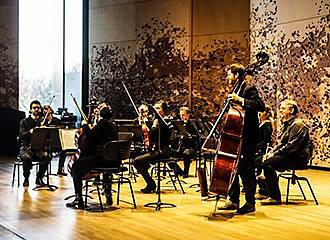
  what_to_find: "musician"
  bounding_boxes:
[19,100,50,187]
[42,105,68,176]
[133,100,172,193]
[219,63,265,214]
[66,103,118,209]
[255,105,274,198]
[261,100,312,204]
[168,107,199,178]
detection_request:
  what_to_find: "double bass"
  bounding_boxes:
[199,52,269,212]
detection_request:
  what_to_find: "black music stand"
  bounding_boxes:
[144,106,176,211]
[31,127,59,191]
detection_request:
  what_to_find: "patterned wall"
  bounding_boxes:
[0,1,18,109]
[250,0,330,167]
[89,0,329,166]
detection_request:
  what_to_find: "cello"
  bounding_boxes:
[200,52,269,213]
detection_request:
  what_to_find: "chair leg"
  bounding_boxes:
[167,167,177,190]
[128,180,137,209]
[305,179,319,205]
[286,178,291,205]
[174,172,185,194]
[12,164,17,187]
[18,164,21,187]
[85,180,89,209]
[296,179,307,200]
[117,177,121,205]
[96,181,103,212]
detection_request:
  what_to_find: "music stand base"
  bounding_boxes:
[33,184,58,192]
[144,201,176,211]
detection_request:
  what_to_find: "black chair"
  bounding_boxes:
[84,140,136,211]
[12,156,40,187]
[118,132,137,181]
[278,153,318,205]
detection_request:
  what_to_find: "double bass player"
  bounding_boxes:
[218,63,265,214]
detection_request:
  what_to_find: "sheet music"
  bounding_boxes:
[59,129,78,150]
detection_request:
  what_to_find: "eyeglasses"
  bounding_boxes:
[32,106,40,109]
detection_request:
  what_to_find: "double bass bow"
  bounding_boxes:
[199,52,269,210]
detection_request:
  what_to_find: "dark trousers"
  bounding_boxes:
[229,152,256,205]
[58,151,66,172]
[168,148,195,175]
[71,154,120,199]
[262,154,308,201]
[133,151,169,186]
[20,146,50,179]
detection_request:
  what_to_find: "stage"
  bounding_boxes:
[0,155,329,240]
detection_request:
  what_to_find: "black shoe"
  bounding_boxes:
[183,174,189,179]
[57,170,67,176]
[236,202,256,215]
[35,177,46,187]
[140,183,156,193]
[66,197,84,209]
[23,178,29,187]
[106,195,113,206]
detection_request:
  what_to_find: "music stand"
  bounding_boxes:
[31,127,59,191]
[144,106,176,211]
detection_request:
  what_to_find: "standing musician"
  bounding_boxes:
[19,100,50,187]
[218,63,265,214]
[66,103,118,209]
[42,105,67,176]
[261,100,312,205]
[133,100,172,193]
[168,107,199,178]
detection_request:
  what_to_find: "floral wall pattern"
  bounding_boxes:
[251,0,330,166]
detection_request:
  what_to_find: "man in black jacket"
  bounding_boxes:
[66,103,118,209]
[168,107,200,178]
[219,64,265,214]
[19,100,50,187]
[133,100,172,193]
[261,99,312,204]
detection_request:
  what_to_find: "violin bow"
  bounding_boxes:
[70,94,88,122]
[121,81,139,116]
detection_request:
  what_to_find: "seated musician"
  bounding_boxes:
[66,103,118,209]
[218,64,265,214]
[133,100,172,193]
[19,100,51,187]
[168,107,199,178]
[261,100,312,205]
[255,105,274,198]
[42,105,67,176]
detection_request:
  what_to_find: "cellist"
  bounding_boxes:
[218,64,265,214]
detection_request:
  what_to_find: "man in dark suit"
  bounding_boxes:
[19,100,50,187]
[261,99,312,204]
[219,64,265,214]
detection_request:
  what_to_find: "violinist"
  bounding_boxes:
[261,100,312,205]
[138,104,151,150]
[19,100,51,187]
[42,105,68,176]
[133,100,172,193]
[66,103,118,209]
[168,107,199,178]
[218,64,265,214]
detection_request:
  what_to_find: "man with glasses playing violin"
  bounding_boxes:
[19,100,51,187]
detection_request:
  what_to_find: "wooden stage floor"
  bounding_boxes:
[0,155,330,240]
